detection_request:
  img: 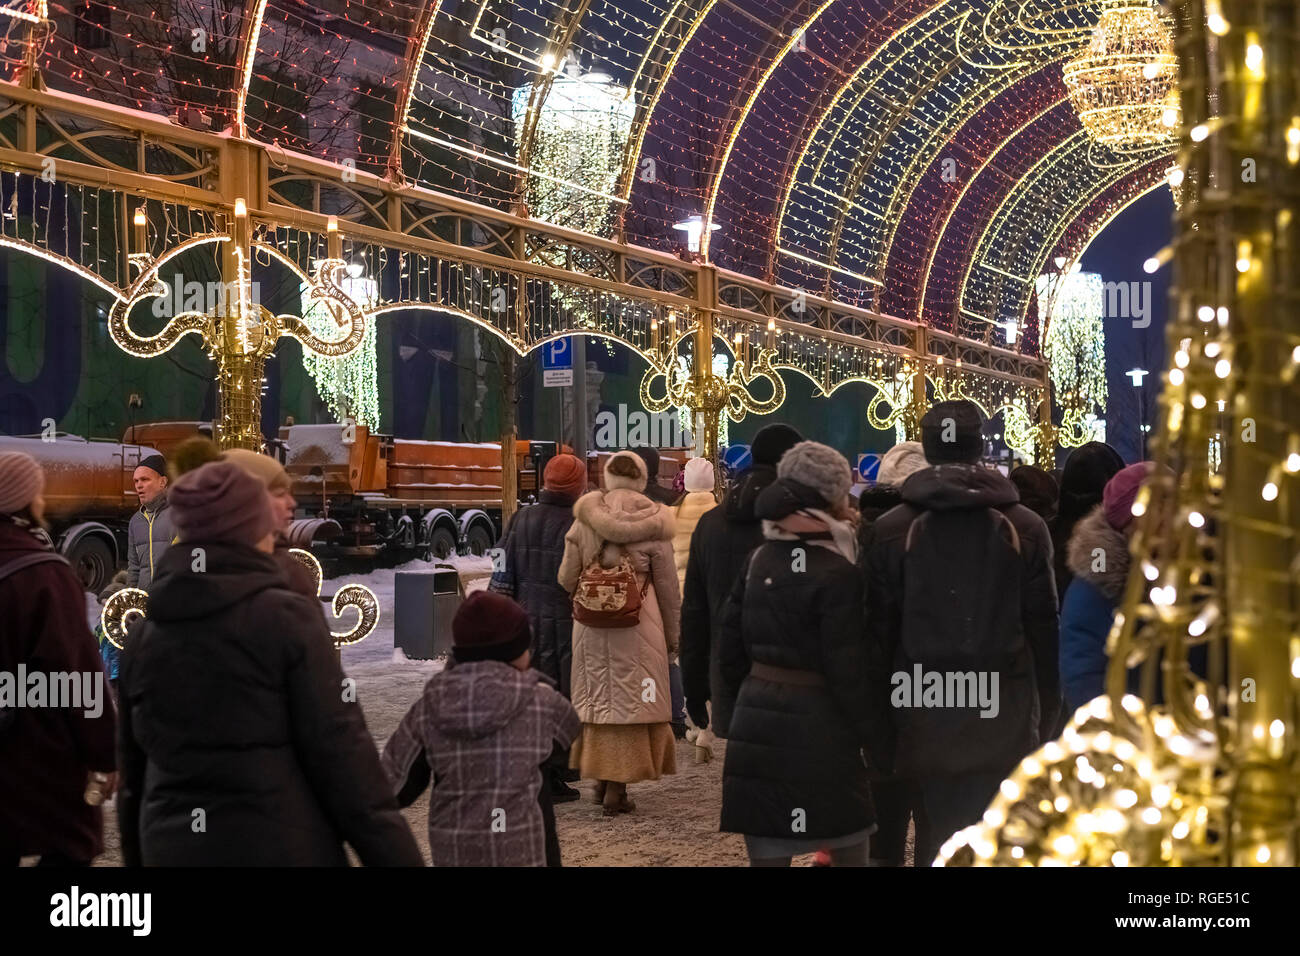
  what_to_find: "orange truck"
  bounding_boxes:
[277,423,570,561]
[3,419,685,590]
[0,431,163,591]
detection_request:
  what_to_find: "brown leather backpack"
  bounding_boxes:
[572,541,650,628]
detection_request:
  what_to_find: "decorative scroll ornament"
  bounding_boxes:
[108,233,371,450]
[100,588,149,651]
[1062,0,1180,151]
[638,325,785,426]
[289,548,380,648]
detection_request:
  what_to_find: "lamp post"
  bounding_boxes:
[673,214,721,254]
[1126,367,1148,458]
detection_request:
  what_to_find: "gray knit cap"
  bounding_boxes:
[776,441,852,508]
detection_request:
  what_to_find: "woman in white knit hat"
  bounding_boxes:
[672,457,717,592]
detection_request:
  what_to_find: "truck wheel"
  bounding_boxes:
[466,523,494,556]
[67,536,114,593]
[429,526,457,559]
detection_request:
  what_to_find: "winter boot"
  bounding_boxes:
[694,727,716,764]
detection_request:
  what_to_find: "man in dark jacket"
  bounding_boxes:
[489,453,585,805]
[630,445,681,506]
[126,453,175,592]
[863,401,1059,865]
[680,423,802,737]
[118,461,422,866]
[0,452,118,866]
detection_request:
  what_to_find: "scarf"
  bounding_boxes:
[761,508,858,564]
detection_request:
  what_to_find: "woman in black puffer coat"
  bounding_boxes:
[118,462,422,867]
[718,442,893,866]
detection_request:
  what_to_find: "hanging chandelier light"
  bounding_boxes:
[1062,0,1180,150]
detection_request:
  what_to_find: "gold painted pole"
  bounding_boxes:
[1214,0,1299,867]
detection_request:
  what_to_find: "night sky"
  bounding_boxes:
[1078,187,1174,464]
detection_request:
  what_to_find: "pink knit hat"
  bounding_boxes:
[1103,462,1153,530]
[170,460,275,546]
[0,452,44,515]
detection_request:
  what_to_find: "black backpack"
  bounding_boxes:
[894,505,1038,776]
[901,506,1024,668]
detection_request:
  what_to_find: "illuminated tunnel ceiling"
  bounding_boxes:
[23,0,1176,356]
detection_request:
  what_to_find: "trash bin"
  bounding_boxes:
[395,567,462,660]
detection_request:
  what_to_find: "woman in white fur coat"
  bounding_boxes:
[558,450,680,815]
[672,457,718,593]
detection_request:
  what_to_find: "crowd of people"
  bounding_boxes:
[1,399,1158,867]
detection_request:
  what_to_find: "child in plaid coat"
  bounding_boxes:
[382,591,581,866]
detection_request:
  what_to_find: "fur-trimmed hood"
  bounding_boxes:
[573,487,675,543]
[1065,505,1130,602]
[602,450,649,492]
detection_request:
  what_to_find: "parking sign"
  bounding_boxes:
[543,338,573,387]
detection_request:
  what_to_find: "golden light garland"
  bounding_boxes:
[100,587,149,651]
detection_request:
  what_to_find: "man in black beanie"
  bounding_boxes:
[126,453,174,592]
[680,422,803,739]
[862,399,1059,865]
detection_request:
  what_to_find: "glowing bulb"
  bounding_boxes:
[1215,358,1231,378]
[1011,846,1024,860]
[1053,795,1070,812]
[1205,342,1221,357]
[1190,124,1209,142]
[1197,305,1215,322]
[1143,257,1160,274]
[1262,481,1279,501]
[1142,807,1163,825]
[1162,108,1180,128]
[1218,307,1230,324]
[1168,368,1184,386]
[1257,845,1271,863]
[1052,835,1077,856]
[1237,257,1251,273]
[1112,850,1131,866]
[327,215,338,233]
[1142,561,1159,581]
[1001,779,1021,800]
[1168,167,1185,187]
[1207,12,1229,35]
[1245,43,1264,74]
[133,208,147,227]
[1286,453,1300,473]
[1116,789,1139,809]
[1142,63,1160,80]
[1172,820,1190,839]
[1191,392,1207,409]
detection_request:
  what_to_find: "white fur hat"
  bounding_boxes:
[877,441,928,486]
[684,457,715,492]
[602,450,648,492]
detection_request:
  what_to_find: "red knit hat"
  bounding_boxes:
[1103,462,1153,530]
[543,453,587,500]
[452,590,532,664]
[0,452,43,515]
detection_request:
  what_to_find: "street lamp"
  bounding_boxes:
[1127,367,1149,457]
[673,214,721,254]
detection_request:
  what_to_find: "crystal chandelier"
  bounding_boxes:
[1062,1,1180,149]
